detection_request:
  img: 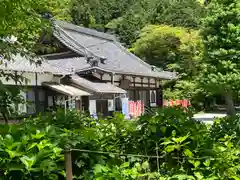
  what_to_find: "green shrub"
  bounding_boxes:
[1,107,240,179]
[0,124,64,180]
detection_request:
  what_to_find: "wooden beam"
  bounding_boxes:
[132,76,136,87]
[35,72,40,113]
[140,77,143,87]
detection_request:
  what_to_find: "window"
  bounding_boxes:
[150,91,156,103]
[115,97,122,111]
[38,90,45,112]
[139,90,148,106]
[127,90,134,101]
[18,90,27,114]
[150,90,157,107]
[26,89,35,114]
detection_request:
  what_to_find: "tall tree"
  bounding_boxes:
[131,25,202,76]
[71,0,206,46]
[151,0,206,29]
[0,0,70,122]
[131,25,209,109]
[0,0,70,59]
[71,0,135,31]
[199,0,240,115]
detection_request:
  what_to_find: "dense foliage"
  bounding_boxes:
[71,0,206,46]
[0,0,71,121]
[199,0,240,115]
[1,108,240,179]
[0,124,64,179]
[131,25,212,110]
[0,0,70,59]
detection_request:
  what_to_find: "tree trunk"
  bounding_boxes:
[224,91,235,116]
[2,112,8,124]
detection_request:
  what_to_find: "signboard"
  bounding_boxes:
[108,99,114,111]
[121,97,130,119]
[150,90,157,107]
[89,100,97,119]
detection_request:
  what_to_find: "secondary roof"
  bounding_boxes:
[42,82,92,97]
[70,75,126,94]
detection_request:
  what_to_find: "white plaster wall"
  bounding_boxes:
[150,78,155,84]
[100,73,111,81]
[101,74,156,84]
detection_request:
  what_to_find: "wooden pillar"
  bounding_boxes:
[34,73,40,113]
[155,78,158,88]
[140,77,143,87]
[133,77,137,101]
[156,83,163,107]
[111,73,115,84]
[133,76,136,88]
[82,96,89,113]
[111,73,116,111]
[64,150,73,180]
[44,87,48,111]
[147,78,150,88]
[14,71,19,112]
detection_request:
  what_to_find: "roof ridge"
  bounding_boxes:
[55,20,116,41]
[114,42,153,70]
[54,23,104,59]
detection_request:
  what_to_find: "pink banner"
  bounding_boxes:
[128,101,144,118]
[164,99,190,107]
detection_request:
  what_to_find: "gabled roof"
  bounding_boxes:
[52,21,176,80]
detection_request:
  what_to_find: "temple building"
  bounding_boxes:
[0,21,176,117]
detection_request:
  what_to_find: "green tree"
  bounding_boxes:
[131,25,203,77]
[71,0,135,31]
[199,0,240,115]
[131,25,210,109]
[0,0,71,59]
[71,0,206,46]
[107,0,206,46]
[151,0,206,29]
[0,0,71,122]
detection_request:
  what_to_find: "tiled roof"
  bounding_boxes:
[42,82,92,96]
[0,54,70,75]
[0,21,176,80]
[53,21,176,80]
[46,56,90,72]
[70,75,126,94]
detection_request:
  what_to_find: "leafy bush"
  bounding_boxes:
[0,124,64,180]
[1,107,240,179]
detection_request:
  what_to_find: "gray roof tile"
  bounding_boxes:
[70,75,126,94]
[0,54,70,74]
[0,21,176,80]
[53,21,176,80]
[47,56,90,72]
